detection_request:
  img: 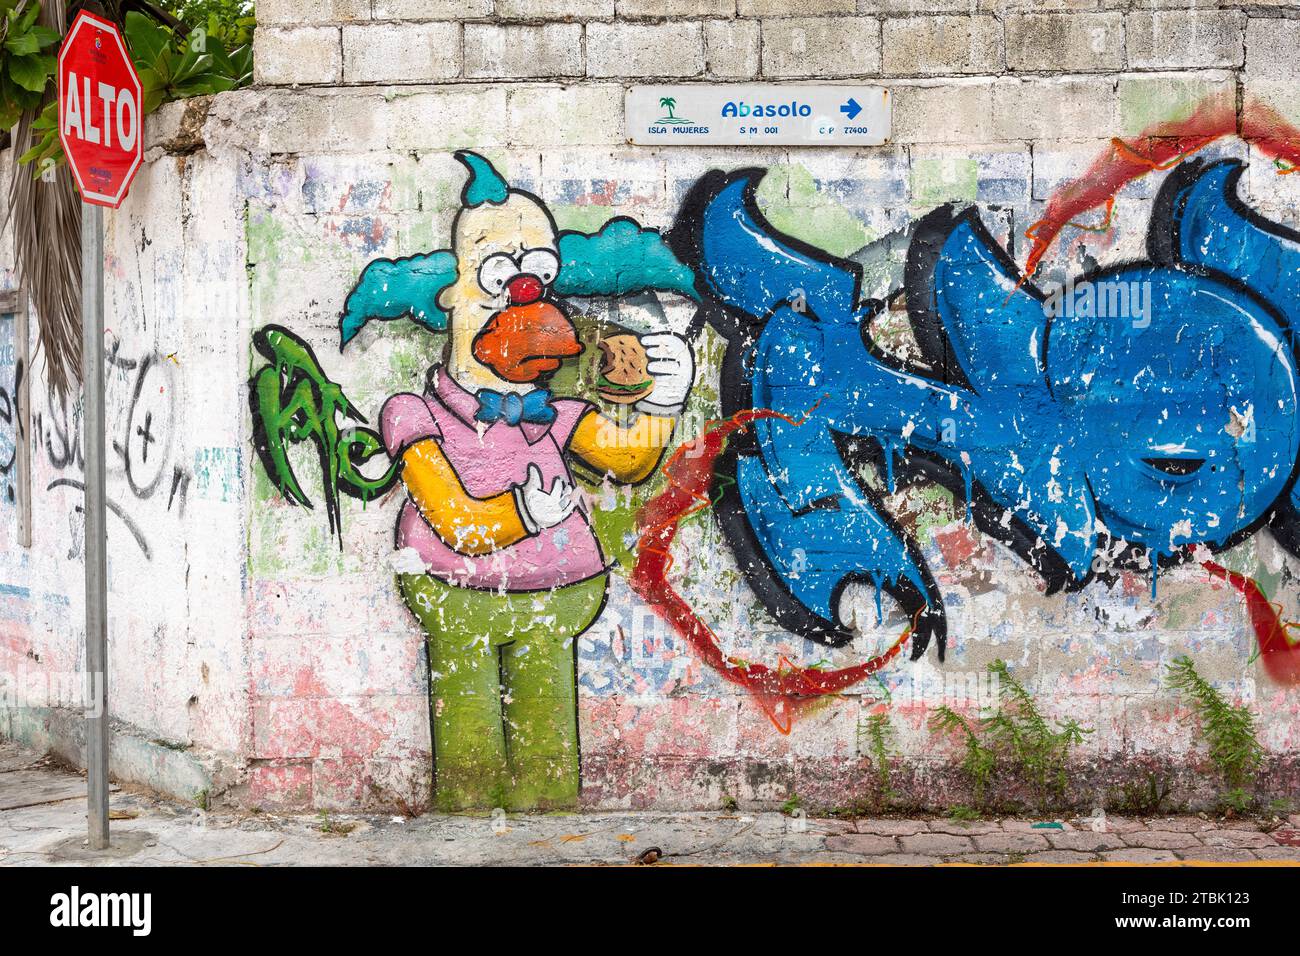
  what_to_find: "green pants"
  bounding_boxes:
[398,572,607,812]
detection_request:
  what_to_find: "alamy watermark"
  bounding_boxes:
[0,667,104,718]
[1044,276,1153,329]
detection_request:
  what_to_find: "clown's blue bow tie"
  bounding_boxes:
[474,388,557,426]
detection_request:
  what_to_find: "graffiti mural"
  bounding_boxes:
[665,157,1300,670]
[251,137,1300,808]
[251,152,697,810]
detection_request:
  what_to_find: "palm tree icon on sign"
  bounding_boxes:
[657,96,691,125]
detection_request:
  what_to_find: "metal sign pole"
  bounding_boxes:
[81,202,109,850]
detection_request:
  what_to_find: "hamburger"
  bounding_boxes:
[595,333,654,405]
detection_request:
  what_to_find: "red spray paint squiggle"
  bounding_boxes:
[1020,97,1300,282]
[1202,561,1300,686]
[631,408,915,734]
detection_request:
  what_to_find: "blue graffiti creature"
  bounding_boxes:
[670,159,1300,660]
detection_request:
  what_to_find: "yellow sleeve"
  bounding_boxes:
[568,408,675,485]
[399,439,528,555]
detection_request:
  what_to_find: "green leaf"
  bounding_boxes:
[124,9,172,68]
[6,51,54,92]
[14,0,39,32]
[29,25,61,49]
[173,50,214,85]
[5,31,42,56]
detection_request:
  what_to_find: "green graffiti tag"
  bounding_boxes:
[249,324,399,538]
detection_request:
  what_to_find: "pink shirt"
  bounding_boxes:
[380,366,607,592]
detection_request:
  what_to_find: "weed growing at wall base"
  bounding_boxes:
[1167,654,1265,810]
[928,660,1092,812]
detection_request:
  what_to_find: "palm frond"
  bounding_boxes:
[5,0,80,398]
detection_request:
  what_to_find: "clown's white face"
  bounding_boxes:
[438,192,580,394]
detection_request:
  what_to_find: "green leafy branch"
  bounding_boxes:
[0,0,60,131]
[10,3,254,179]
[929,704,996,806]
[928,659,1092,813]
[1166,655,1264,805]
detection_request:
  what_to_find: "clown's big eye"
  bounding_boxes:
[478,254,519,295]
[519,249,559,285]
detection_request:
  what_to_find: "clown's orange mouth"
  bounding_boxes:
[472,301,582,383]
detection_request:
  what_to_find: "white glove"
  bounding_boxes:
[637,332,694,416]
[512,464,577,534]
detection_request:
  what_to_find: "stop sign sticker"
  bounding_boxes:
[58,12,144,208]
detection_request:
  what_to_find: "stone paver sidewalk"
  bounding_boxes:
[2,743,1298,866]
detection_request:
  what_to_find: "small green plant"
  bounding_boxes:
[1266,797,1293,817]
[721,794,738,812]
[861,712,898,808]
[1166,655,1264,806]
[1106,772,1171,816]
[929,660,1092,813]
[984,660,1092,811]
[780,794,801,816]
[947,804,982,822]
[929,705,997,805]
[1219,787,1255,816]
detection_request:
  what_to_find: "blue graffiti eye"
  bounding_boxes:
[1142,457,1205,477]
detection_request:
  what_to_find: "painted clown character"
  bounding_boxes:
[360,153,693,810]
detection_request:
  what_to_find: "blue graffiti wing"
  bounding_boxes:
[1152,159,1300,541]
[910,207,1097,582]
[1153,159,1300,330]
[694,172,862,324]
[910,207,1048,389]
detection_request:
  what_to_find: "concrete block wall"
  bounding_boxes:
[2,3,1300,813]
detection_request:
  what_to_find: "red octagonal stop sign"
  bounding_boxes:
[58,11,144,208]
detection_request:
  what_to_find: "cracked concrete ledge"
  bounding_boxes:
[0,709,224,808]
[2,744,1298,866]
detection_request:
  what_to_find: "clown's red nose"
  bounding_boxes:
[507,274,544,305]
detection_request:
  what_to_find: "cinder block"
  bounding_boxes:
[341,22,461,83]
[385,88,509,151]
[742,0,856,14]
[1006,12,1125,73]
[1126,10,1244,69]
[496,0,613,17]
[505,85,626,146]
[464,23,584,79]
[705,19,760,78]
[618,0,735,16]
[991,76,1118,140]
[890,80,997,144]
[882,14,1004,76]
[257,0,369,26]
[253,27,342,86]
[860,0,1000,11]
[1246,16,1300,81]
[1117,71,1236,138]
[761,16,881,78]
[371,0,493,18]
[587,22,705,78]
